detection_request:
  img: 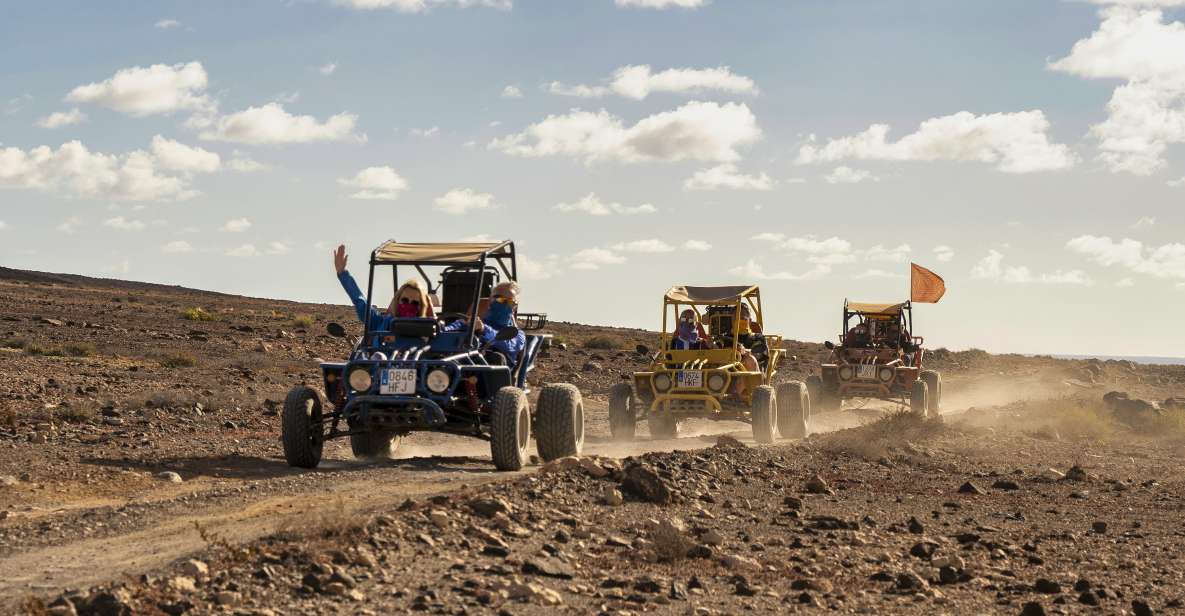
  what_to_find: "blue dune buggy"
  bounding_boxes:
[282,240,583,471]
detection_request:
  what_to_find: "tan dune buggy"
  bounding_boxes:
[810,300,941,417]
[609,285,810,443]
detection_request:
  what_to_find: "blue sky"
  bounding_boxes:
[1,0,1183,357]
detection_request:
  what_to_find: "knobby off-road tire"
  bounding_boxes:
[776,381,810,439]
[490,386,531,471]
[751,385,777,444]
[648,413,679,440]
[350,430,400,460]
[608,382,637,442]
[282,386,324,469]
[535,383,585,461]
[807,374,841,413]
[910,380,930,418]
[921,370,942,416]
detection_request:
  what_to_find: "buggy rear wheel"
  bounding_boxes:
[648,413,679,440]
[921,370,942,416]
[535,383,585,461]
[751,385,777,444]
[281,386,324,469]
[490,386,530,471]
[910,380,930,418]
[608,383,636,442]
[350,431,401,460]
[776,381,810,439]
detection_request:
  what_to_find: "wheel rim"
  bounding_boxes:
[575,403,585,444]
[303,397,322,447]
[517,404,529,449]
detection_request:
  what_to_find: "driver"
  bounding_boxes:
[443,281,526,369]
[671,309,709,350]
[333,244,434,334]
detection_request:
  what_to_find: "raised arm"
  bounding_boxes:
[334,244,382,329]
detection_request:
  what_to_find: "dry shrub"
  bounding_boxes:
[583,334,621,350]
[64,342,96,357]
[160,352,198,368]
[0,405,18,429]
[817,411,946,460]
[275,498,367,543]
[2,338,27,350]
[650,521,692,563]
[54,403,96,424]
[181,307,218,322]
[292,314,316,328]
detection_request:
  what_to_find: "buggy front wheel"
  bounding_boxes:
[648,414,678,440]
[490,387,531,471]
[282,386,324,469]
[751,385,777,444]
[350,430,401,460]
[608,383,636,441]
[776,381,810,439]
[535,383,585,461]
[921,370,942,416]
[910,380,930,418]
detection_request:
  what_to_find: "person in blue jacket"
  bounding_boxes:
[443,280,526,369]
[333,244,433,334]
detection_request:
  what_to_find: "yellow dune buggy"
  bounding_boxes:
[609,285,811,443]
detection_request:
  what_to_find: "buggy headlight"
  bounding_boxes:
[348,367,373,392]
[653,373,673,393]
[879,367,894,382]
[426,369,450,394]
[838,366,854,381]
[707,373,726,392]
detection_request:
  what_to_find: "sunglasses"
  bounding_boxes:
[679,317,696,323]
[492,295,517,305]
[398,298,421,306]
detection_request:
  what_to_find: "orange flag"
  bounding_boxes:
[911,263,946,303]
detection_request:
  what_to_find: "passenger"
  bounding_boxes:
[845,323,870,348]
[734,344,761,399]
[671,309,709,350]
[737,304,763,347]
[333,244,434,333]
[443,281,526,369]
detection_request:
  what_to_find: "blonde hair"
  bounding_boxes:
[492,280,520,298]
[389,278,434,318]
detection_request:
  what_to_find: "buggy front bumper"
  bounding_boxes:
[341,395,448,430]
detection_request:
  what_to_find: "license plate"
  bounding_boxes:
[380,369,416,394]
[857,365,878,380]
[676,371,703,388]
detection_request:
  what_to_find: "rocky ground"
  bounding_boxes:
[2,268,1184,615]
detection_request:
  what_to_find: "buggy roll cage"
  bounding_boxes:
[660,285,765,363]
[363,240,518,345]
[840,299,922,348]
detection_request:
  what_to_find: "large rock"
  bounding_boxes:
[620,465,673,504]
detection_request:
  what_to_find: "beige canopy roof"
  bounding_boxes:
[665,285,758,304]
[373,241,511,264]
[847,301,907,316]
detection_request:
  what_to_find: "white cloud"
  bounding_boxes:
[5,94,32,116]
[855,269,904,280]
[550,65,756,101]
[1131,216,1157,228]
[1049,7,1185,174]
[226,244,259,258]
[971,249,1094,285]
[728,259,830,281]
[1169,176,1185,186]
[519,254,561,280]
[553,193,657,215]
[318,62,338,76]
[798,110,1075,173]
[616,0,707,8]
[862,243,911,263]
[683,239,712,251]
[103,216,146,231]
[154,19,181,29]
[200,103,365,145]
[161,240,193,253]
[339,166,408,200]
[0,140,198,201]
[824,166,878,184]
[684,163,773,190]
[1067,234,1185,280]
[491,101,761,164]
[434,188,498,215]
[501,85,523,99]
[0,220,7,230]
[570,247,626,270]
[611,239,675,253]
[934,245,955,262]
[56,216,82,234]
[779,236,853,265]
[150,135,220,173]
[751,232,785,242]
[410,126,440,138]
[226,155,268,173]
[67,61,213,117]
[265,241,291,255]
[1116,277,1135,287]
[222,218,252,233]
[36,108,86,129]
[333,0,512,12]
